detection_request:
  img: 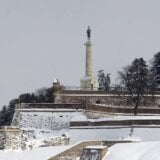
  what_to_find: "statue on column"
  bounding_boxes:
[87,26,91,40]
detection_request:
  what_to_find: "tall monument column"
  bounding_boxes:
[80,27,98,90]
[85,40,93,77]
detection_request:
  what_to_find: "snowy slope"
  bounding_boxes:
[0,146,70,160]
[88,115,160,122]
[14,110,87,130]
[1,141,160,160]
[104,141,160,160]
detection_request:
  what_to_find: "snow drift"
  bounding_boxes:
[104,141,160,160]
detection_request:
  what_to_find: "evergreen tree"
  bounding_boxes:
[150,52,160,90]
[118,58,150,115]
[0,99,18,126]
[97,70,111,91]
[0,106,9,126]
[19,93,33,103]
[45,87,53,102]
[7,99,19,125]
[0,85,54,126]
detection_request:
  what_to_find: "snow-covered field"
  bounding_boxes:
[104,141,160,160]
[0,145,70,160]
[11,110,160,145]
[1,110,160,160]
[69,127,160,144]
[13,109,160,144]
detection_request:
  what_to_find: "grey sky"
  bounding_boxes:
[0,0,160,107]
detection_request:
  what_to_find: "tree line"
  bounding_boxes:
[0,87,54,126]
[98,52,160,115]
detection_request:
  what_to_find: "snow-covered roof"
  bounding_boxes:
[103,141,160,160]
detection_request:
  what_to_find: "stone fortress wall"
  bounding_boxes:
[0,127,23,150]
[60,89,158,106]
[0,126,70,150]
[15,89,160,115]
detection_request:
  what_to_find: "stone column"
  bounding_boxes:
[85,40,93,78]
[80,27,98,90]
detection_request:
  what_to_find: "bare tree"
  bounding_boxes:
[118,58,150,115]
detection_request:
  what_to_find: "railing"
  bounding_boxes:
[62,86,160,94]
[62,86,98,91]
[62,86,125,91]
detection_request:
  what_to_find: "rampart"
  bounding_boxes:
[14,90,160,116]
[86,104,160,114]
[70,119,160,126]
[59,90,157,107]
[16,103,84,109]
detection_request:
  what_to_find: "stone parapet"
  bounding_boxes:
[86,104,160,114]
[70,119,160,126]
[16,103,84,109]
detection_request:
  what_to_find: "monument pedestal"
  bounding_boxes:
[81,76,98,91]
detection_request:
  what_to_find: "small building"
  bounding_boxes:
[80,145,108,160]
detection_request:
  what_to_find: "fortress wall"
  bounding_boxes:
[12,109,87,130]
[60,94,125,105]
[86,104,160,114]
[70,119,160,126]
[60,94,157,107]
[16,103,84,109]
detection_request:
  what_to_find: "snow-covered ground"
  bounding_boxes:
[69,127,160,143]
[0,145,70,160]
[14,110,87,130]
[13,109,160,129]
[11,109,160,145]
[1,140,160,160]
[104,141,160,160]
[95,115,160,121]
[2,110,160,160]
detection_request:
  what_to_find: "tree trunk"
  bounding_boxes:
[134,104,138,115]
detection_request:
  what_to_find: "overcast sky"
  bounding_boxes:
[1,0,160,107]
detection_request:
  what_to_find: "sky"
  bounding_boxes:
[1,0,160,107]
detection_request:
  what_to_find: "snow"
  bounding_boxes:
[89,115,160,122]
[14,110,87,130]
[14,109,160,128]
[10,110,160,148]
[5,110,160,159]
[104,141,160,160]
[0,146,70,160]
[68,127,160,144]
[1,140,160,160]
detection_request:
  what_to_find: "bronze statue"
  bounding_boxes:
[87,26,91,40]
